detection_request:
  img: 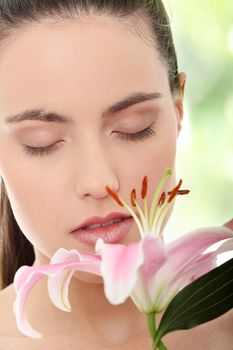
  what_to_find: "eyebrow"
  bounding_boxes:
[4,91,162,124]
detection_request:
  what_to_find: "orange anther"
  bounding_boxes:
[141,176,148,199]
[105,185,124,207]
[168,179,183,203]
[158,191,166,207]
[168,189,190,197]
[177,190,190,195]
[131,189,137,207]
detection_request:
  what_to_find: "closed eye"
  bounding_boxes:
[22,140,64,157]
[114,124,156,141]
[22,124,156,157]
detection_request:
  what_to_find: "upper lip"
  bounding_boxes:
[71,212,132,232]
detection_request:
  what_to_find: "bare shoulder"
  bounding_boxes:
[203,309,233,349]
[194,309,233,348]
[0,285,84,350]
[160,309,233,350]
[0,284,25,349]
[0,284,20,336]
[216,307,233,335]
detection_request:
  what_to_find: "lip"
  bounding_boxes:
[71,212,132,232]
[70,212,134,246]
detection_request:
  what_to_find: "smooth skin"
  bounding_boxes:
[0,15,232,349]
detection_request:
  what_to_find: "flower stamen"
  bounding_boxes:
[105,170,189,239]
[158,192,166,207]
[167,179,182,203]
[168,189,190,196]
[105,185,124,207]
[131,189,137,207]
[148,168,172,231]
[141,176,148,199]
[105,185,144,237]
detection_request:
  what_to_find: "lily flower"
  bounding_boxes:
[13,249,101,339]
[96,168,233,314]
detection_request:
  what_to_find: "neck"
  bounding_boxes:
[69,277,147,345]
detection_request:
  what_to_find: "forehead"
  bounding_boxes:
[0,16,168,116]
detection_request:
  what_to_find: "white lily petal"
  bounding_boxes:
[48,249,101,311]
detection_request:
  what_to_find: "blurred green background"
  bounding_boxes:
[163,0,233,242]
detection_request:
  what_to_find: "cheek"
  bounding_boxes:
[118,116,177,200]
[0,156,66,256]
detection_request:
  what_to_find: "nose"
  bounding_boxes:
[73,144,120,200]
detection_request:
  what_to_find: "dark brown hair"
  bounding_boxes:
[0,0,180,289]
[0,181,35,289]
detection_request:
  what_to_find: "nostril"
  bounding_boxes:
[74,159,120,199]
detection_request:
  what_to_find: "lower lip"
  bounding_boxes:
[70,217,134,246]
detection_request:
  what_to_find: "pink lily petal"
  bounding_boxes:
[131,235,200,312]
[150,228,233,310]
[13,251,101,339]
[48,248,101,311]
[159,226,233,281]
[167,225,232,259]
[13,264,69,339]
[182,234,233,284]
[131,227,233,313]
[140,236,166,280]
[216,237,233,255]
[96,227,233,314]
[179,251,217,282]
[158,249,227,311]
[95,238,144,304]
[164,252,217,305]
[131,236,166,313]
[151,227,232,301]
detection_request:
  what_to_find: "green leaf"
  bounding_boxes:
[156,258,233,341]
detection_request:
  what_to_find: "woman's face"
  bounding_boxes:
[0,16,184,263]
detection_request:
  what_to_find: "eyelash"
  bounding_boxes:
[23,141,64,157]
[116,125,155,142]
[22,125,156,157]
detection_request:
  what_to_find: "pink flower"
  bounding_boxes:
[96,169,233,314]
[13,248,101,338]
[13,168,233,341]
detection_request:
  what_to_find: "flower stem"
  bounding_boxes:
[157,341,168,350]
[147,312,156,339]
[147,313,168,350]
[153,334,168,350]
[153,336,168,350]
